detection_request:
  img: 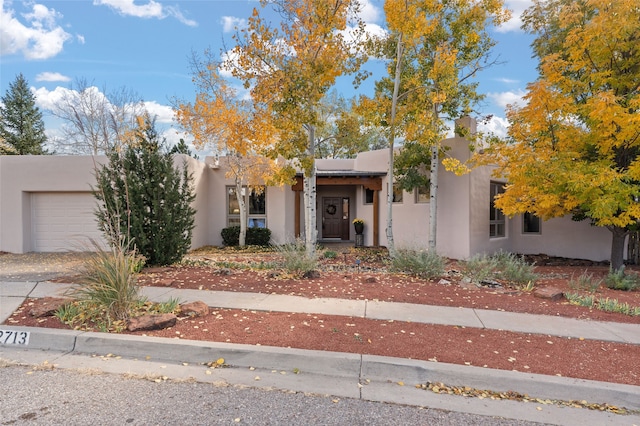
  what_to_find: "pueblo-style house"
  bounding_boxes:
[0,118,614,262]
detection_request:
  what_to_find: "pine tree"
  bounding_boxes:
[94,114,196,266]
[0,73,48,154]
[169,138,198,159]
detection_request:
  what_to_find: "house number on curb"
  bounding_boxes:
[0,330,30,346]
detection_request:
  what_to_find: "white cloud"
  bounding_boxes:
[488,89,527,109]
[164,5,197,27]
[35,72,71,82]
[144,101,174,124]
[478,115,510,139]
[0,0,72,59]
[495,77,520,84]
[32,85,74,111]
[221,16,246,33]
[496,0,533,33]
[361,22,386,40]
[94,0,163,18]
[94,0,196,26]
[357,0,380,24]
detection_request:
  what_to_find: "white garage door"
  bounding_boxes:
[32,192,105,252]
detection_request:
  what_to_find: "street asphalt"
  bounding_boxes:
[1,276,639,426]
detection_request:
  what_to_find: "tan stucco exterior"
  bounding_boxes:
[0,127,615,262]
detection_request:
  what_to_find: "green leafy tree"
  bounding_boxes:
[94,113,196,266]
[480,0,640,270]
[0,73,48,154]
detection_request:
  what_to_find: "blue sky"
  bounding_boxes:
[0,0,538,154]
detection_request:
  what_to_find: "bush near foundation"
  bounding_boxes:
[221,226,272,247]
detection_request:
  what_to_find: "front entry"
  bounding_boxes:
[322,197,349,240]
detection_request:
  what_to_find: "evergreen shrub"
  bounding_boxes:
[221,226,272,246]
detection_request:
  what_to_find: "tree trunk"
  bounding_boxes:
[609,226,628,271]
[305,125,317,259]
[386,33,404,256]
[428,141,438,251]
[428,103,440,251]
[236,179,247,247]
[386,139,395,254]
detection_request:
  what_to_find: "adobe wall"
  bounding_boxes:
[0,155,105,253]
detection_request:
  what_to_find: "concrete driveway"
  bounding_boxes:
[0,252,90,282]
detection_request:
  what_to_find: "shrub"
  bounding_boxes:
[389,248,445,279]
[94,114,196,266]
[247,227,272,246]
[63,241,144,330]
[463,253,498,284]
[323,250,338,259]
[605,267,640,291]
[276,239,318,275]
[462,250,538,289]
[568,271,602,293]
[496,252,538,288]
[221,226,272,247]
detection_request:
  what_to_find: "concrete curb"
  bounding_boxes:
[2,325,639,413]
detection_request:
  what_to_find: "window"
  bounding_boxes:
[489,182,505,238]
[392,183,403,203]
[415,184,430,203]
[227,186,266,228]
[364,188,374,204]
[523,212,541,234]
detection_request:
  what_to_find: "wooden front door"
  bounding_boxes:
[322,197,343,239]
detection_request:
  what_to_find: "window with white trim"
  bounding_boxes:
[490,182,505,238]
[227,186,266,228]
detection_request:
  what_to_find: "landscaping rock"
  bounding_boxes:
[533,287,564,301]
[479,279,501,288]
[155,278,177,287]
[29,297,72,317]
[364,275,377,283]
[180,301,209,317]
[303,270,321,279]
[127,313,177,331]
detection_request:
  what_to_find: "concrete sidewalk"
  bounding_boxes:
[1,280,640,426]
[3,281,639,345]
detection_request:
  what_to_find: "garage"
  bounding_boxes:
[31,192,106,252]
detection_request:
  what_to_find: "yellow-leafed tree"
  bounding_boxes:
[480,0,640,270]
[358,0,509,252]
[226,0,367,257]
[174,50,279,247]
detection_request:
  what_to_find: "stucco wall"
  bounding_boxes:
[0,145,618,262]
[0,155,105,253]
[0,154,208,253]
[203,156,294,246]
[507,215,613,262]
[178,155,209,250]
